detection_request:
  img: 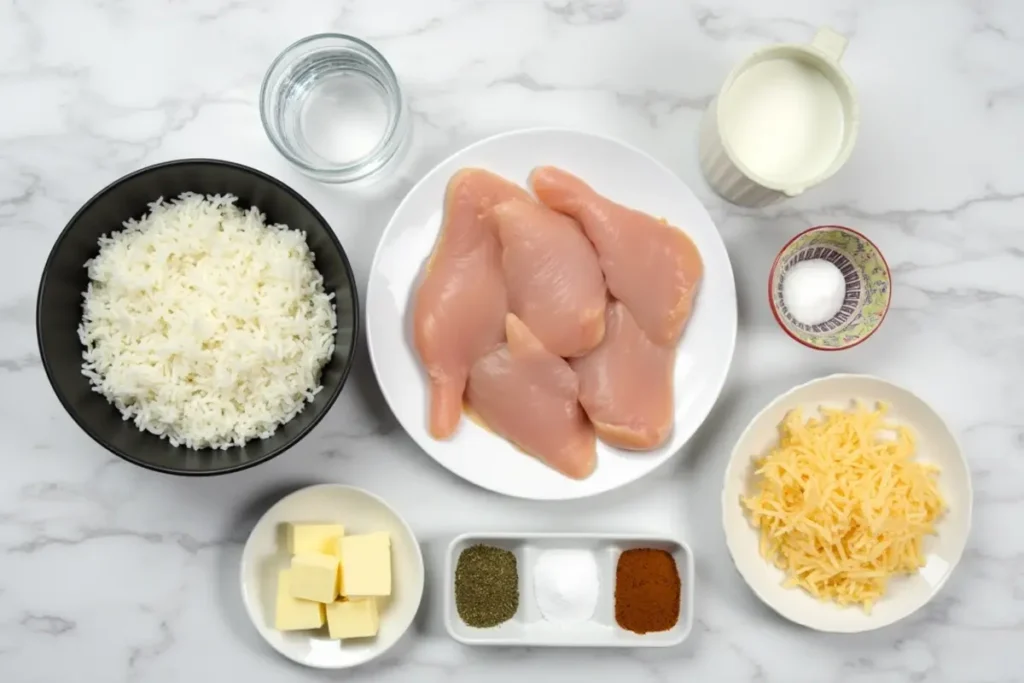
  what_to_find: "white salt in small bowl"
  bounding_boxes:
[769,225,891,350]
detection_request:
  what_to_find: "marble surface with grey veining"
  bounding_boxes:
[1,1,1022,681]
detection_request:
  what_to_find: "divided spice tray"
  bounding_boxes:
[444,532,694,647]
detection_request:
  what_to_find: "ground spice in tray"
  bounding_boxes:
[614,548,681,634]
[454,544,519,628]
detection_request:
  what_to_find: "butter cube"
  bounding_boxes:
[338,532,391,597]
[289,553,340,603]
[325,598,380,639]
[274,569,325,631]
[287,523,345,554]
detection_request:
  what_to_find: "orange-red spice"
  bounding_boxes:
[614,548,681,634]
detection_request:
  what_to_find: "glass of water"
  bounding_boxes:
[260,34,409,183]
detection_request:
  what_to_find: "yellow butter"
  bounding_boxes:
[288,523,345,555]
[274,569,325,631]
[289,553,340,603]
[338,532,391,597]
[325,598,379,639]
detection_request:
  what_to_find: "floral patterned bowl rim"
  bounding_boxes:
[768,225,892,351]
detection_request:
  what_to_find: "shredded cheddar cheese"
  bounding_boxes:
[742,402,945,612]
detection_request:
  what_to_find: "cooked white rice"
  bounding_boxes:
[79,192,337,450]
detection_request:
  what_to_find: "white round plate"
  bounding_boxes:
[240,484,424,668]
[367,128,737,500]
[722,374,972,633]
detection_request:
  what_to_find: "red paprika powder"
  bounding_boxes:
[614,548,681,634]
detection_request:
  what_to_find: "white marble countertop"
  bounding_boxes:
[2,1,1022,681]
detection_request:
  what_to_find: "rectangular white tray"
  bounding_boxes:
[444,532,694,647]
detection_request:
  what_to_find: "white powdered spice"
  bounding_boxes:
[533,549,600,623]
[782,258,846,326]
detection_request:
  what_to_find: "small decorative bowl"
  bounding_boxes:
[768,225,891,350]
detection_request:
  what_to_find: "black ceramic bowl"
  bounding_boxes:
[37,159,359,475]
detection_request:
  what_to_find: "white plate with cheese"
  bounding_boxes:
[722,374,972,633]
[240,484,424,668]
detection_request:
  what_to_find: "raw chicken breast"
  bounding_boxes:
[413,169,532,439]
[491,199,607,358]
[530,166,704,347]
[571,301,675,450]
[466,314,597,479]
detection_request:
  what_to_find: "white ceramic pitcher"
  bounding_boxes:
[699,27,859,207]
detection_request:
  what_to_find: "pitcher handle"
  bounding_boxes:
[811,27,848,62]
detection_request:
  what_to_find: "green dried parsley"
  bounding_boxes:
[454,544,519,628]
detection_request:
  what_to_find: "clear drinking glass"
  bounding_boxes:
[260,34,409,184]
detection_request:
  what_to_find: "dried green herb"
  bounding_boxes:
[454,544,519,628]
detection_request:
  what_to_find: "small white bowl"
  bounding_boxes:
[240,484,424,668]
[768,225,891,350]
[722,374,971,633]
[444,532,694,647]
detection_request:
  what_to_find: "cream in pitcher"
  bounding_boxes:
[700,27,859,207]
